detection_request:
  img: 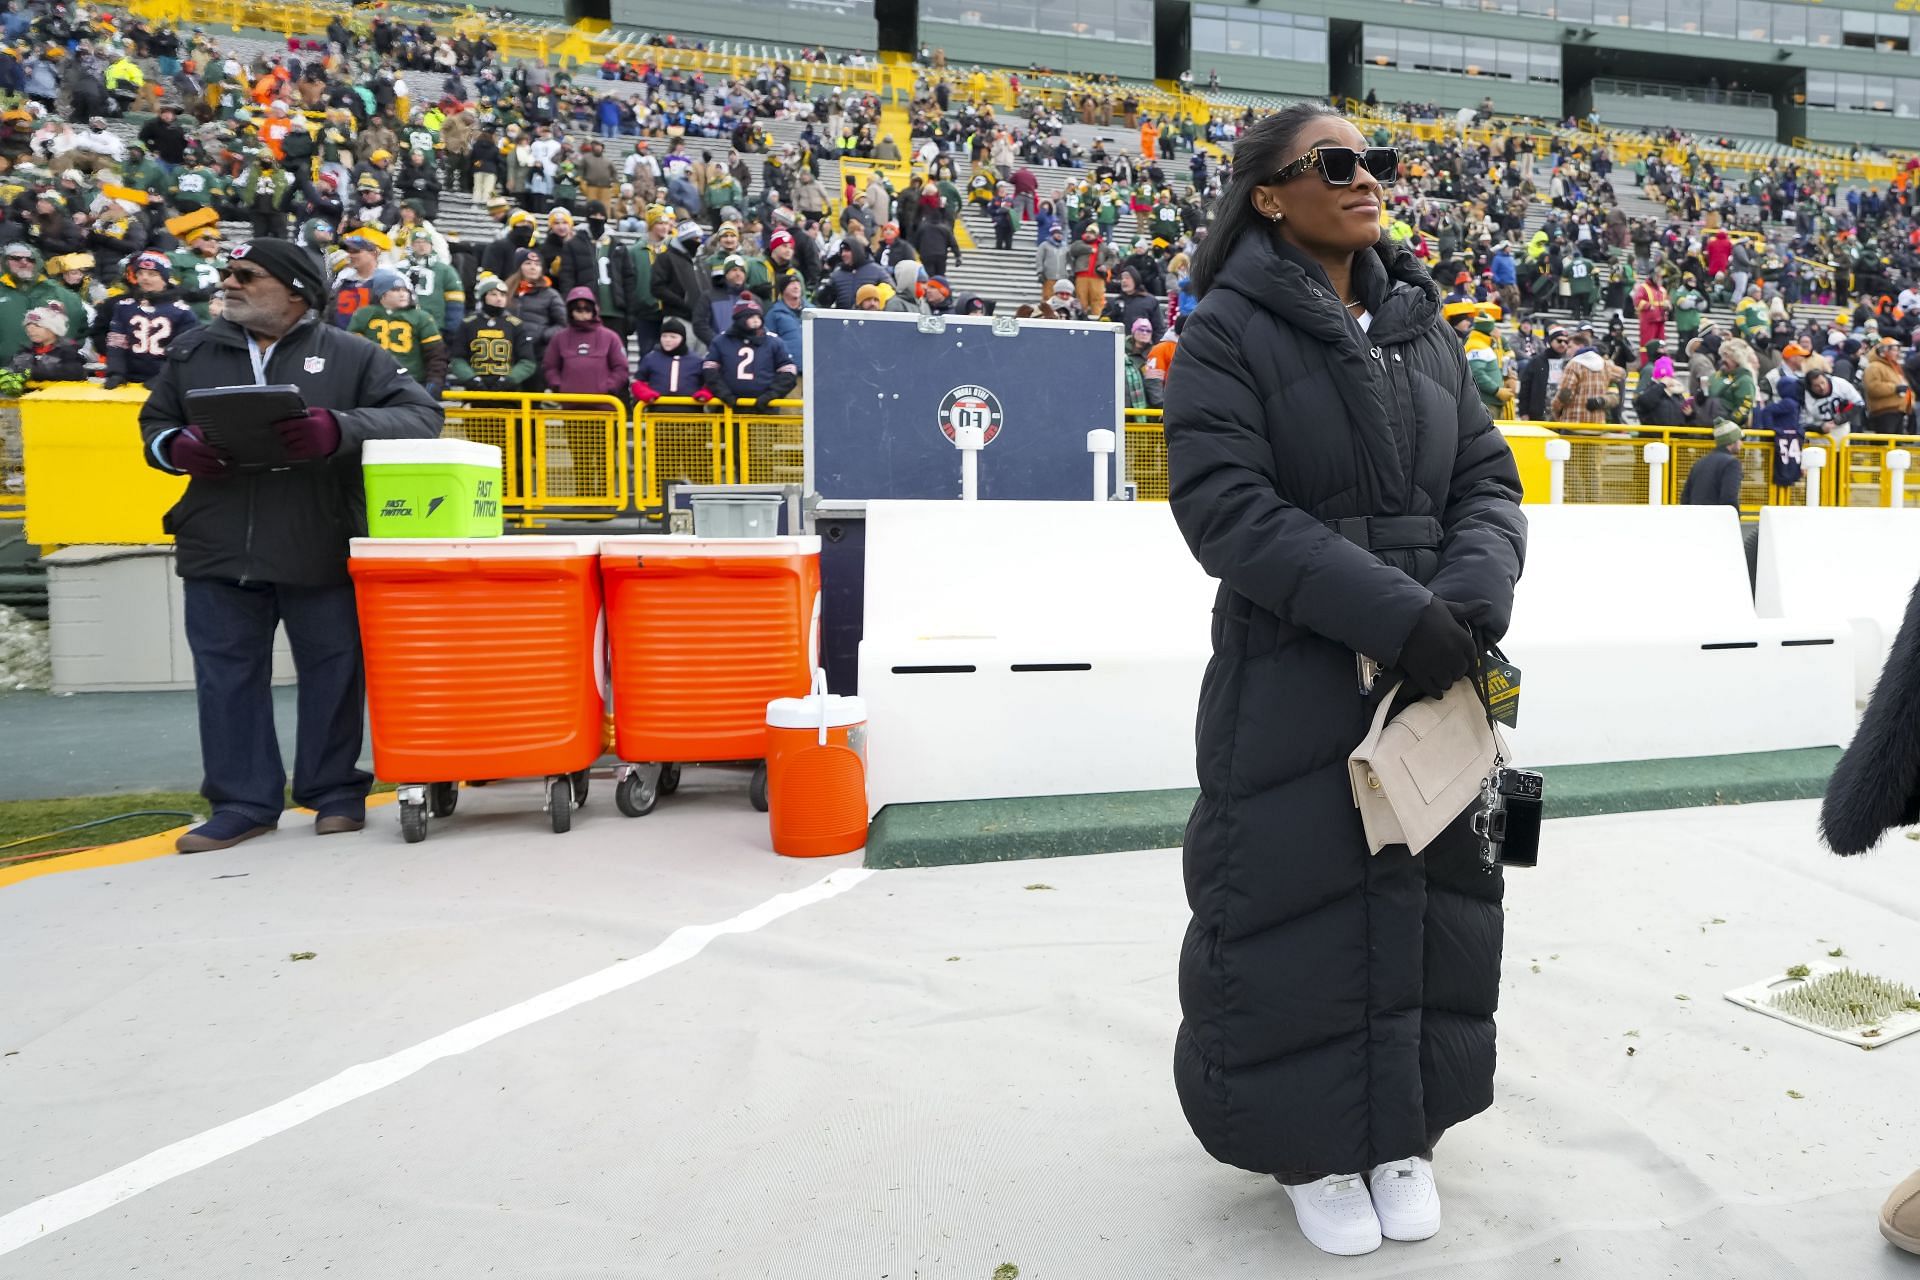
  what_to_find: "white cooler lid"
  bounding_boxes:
[599,534,821,557]
[351,535,601,558]
[767,694,866,730]
[362,438,503,468]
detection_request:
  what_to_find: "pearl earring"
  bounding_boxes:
[1270,211,1283,223]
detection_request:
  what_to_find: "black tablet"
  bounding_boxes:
[185,384,309,469]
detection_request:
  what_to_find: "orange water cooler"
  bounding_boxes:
[765,678,869,857]
[349,537,605,842]
[598,535,820,817]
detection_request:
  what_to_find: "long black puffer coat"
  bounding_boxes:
[1163,230,1527,1178]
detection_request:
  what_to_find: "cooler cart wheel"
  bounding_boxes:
[549,776,573,834]
[615,768,659,818]
[428,782,458,818]
[659,763,681,796]
[571,769,590,808]
[749,762,769,813]
[399,800,428,844]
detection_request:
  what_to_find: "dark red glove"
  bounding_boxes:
[631,381,661,403]
[166,427,230,478]
[691,387,714,403]
[275,408,341,461]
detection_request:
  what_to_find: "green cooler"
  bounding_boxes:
[362,439,505,538]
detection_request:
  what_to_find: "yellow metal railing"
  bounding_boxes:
[440,392,628,523]
[1343,97,1901,183]
[0,398,22,521]
[16,385,1918,536]
[1832,434,1920,509]
[631,397,800,511]
[635,398,732,514]
[1124,415,1917,516]
[1123,408,1168,502]
[733,398,804,488]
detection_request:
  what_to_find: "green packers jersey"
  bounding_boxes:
[349,305,441,381]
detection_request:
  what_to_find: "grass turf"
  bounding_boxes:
[0,792,208,864]
[0,785,399,865]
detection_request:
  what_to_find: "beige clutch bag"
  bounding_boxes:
[1349,679,1504,856]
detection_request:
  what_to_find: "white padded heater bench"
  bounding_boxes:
[858,500,1217,813]
[1755,506,1920,703]
[1500,506,1855,766]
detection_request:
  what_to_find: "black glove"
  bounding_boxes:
[102,375,125,390]
[1396,596,1480,700]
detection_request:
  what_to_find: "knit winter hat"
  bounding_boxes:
[22,305,67,338]
[227,239,327,308]
[474,272,507,302]
[367,268,407,301]
[1712,419,1743,446]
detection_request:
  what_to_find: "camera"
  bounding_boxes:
[1471,766,1544,869]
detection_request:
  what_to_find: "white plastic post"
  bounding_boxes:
[1642,441,1670,506]
[1544,438,1571,505]
[1887,449,1911,509]
[1803,445,1827,508]
[1087,428,1116,502]
[953,422,984,501]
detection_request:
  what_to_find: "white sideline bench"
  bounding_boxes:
[859,502,1857,810]
[1501,506,1856,766]
[858,500,1216,813]
[1754,507,1920,703]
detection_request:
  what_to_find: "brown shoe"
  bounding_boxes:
[313,814,366,836]
[1884,1169,1920,1254]
[175,816,277,854]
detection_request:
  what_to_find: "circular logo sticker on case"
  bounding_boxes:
[938,384,1004,446]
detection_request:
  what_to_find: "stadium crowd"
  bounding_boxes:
[0,0,1916,441]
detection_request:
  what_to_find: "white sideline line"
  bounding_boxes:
[0,867,874,1257]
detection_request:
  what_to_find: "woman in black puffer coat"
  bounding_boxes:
[1163,103,1526,1259]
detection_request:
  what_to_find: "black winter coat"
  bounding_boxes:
[139,313,443,586]
[1163,231,1526,1178]
[1823,570,1920,853]
[543,229,599,298]
[652,244,715,345]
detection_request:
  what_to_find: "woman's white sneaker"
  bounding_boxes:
[1368,1157,1442,1241]
[1279,1173,1383,1256]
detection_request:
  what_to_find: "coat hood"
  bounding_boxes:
[1212,229,1440,347]
[1568,349,1606,372]
[565,285,600,325]
[839,239,871,270]
[0,240,44,287]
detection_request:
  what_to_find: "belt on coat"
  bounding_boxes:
[1324,515,1443,553]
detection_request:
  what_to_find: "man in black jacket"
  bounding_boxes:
[1518,325,1570,421]
[1680,419,1743,508]
[139,239,442,853]
[137,104,189,166]
[653,221,714,346]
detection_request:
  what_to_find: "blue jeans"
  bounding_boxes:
[182,578,371,825]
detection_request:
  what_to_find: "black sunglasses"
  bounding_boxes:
[1270,146,1398,188]
[221,265,269,284]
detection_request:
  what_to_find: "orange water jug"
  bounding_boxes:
[765,674,868,857]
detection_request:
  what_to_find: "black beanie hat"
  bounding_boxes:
[227,239,327,309]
